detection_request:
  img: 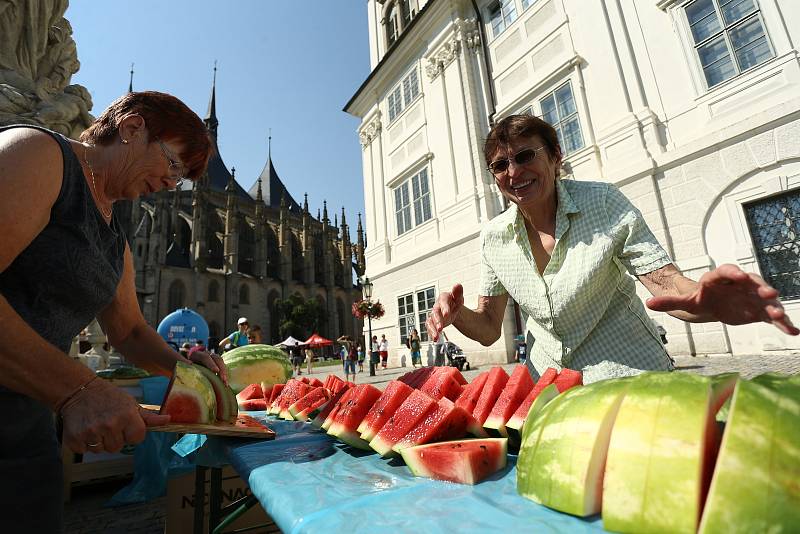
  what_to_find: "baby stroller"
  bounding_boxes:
[444,341,470,372]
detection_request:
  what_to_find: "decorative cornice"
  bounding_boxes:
[424,18,480,82]
[359,113,383,147]
[656,0,680,11]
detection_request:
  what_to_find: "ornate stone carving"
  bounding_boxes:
[0,0,94,138]
[425,18,480,82]
[359,114,383,147]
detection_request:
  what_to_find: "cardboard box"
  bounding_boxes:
[165,466,277,534]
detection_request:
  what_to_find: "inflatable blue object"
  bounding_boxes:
[157,308,209,348]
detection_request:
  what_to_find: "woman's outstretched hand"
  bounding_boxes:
[646,264,799,335]
[426,284,465,342]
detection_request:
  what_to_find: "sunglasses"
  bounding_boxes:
[155,137,188,190]
[487,146,546,175]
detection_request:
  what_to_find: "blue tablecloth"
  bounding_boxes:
[201,414,607,534]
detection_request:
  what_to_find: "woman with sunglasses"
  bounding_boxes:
[0,91,227,532]
[426,114,797,385]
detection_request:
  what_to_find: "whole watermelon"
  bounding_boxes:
[223,344,292,393]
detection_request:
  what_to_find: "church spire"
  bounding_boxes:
[256,175,263,203]
[303,193,308,213]
[205,61,219,137]
[128,63,134,93]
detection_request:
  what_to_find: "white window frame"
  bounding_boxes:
[537,80,585,155]
[488,0,518,39]
[393,166,433,236]
[386,68,421,123]
[397,285,436,344]
[679,0,776,91]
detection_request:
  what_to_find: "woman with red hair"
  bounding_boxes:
[0,91,223,532]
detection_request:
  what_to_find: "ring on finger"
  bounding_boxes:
[86,442,100,447]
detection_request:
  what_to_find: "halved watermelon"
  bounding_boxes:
[160,361,217,424]
[400,438,508,485]
[369,390,438,457]
[196,364,237,422]
[310,384,352,429]
[392,397,470,454]
[472,367,510,425]
[483,364,534,437]
[328,384,383,449]
[289,387,332,421]
[358,380,415,442]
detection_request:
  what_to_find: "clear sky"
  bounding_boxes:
[66,0,370,235]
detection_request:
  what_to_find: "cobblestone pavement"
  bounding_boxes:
[64,352,799,533]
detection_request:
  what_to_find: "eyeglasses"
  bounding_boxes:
[487,146,546,175]
[155,137,188,190]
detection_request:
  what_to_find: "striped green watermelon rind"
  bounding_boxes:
[160,361,217,424]
[393,398,470,454]
[310,384,352,429]
[400,438,508,485]
[506,383,560,447]
[484,364,534,437]
[603,373,712,532]
[699,374,800,533]
[195,364,238,422]
[358,380,415,442]
[369,390,438,457]
[289,387,331,421]
[518,377,631,517]
[329,385,383,449]
[222,344,292,393]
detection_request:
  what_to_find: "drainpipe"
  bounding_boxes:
[469,0,497,126]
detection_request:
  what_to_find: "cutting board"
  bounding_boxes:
[140,404,276,439]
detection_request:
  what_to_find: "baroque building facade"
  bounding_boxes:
[345,0,800,365]
[120,77,366,346]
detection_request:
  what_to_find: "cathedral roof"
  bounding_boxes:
[203,135,251,199]
[249,157,302,213]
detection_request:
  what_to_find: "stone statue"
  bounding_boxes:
[0,0,94,137]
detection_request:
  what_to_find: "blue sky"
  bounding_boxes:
[66,0,370,234]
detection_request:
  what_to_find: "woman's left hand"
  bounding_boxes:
[646,264,799,335]
[188,350,229,385]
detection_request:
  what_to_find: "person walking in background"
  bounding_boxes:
[344,342,358,383]
[379,334,389,369]
[219,317,249,352]
[357,343,365,373]
[305,346,315,375]
[370,335,380,373]
[290,341,304,376]
[247,325,263,344]
[409,329,422,368]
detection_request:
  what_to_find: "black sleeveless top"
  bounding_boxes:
[0,125,126,353]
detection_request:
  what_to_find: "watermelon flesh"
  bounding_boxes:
[420,371,463,401]
[401,438,508,485]
[310,384,352,428]
[484,364,534,437]
[506,368,559,444]
[370,390,438,457]
[239,398,267,411]
[289,387,331,421]
[392,397,470,454]
[160,361,217,424]
[308,377,324,388]
[358,380,414,442]
[554,368,583,392]
[328,384,383,449]
[279,382,312,419]
[267,383,285,411]
[472,367,510,425]
[236,383,264,402]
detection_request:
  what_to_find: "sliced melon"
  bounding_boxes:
[160,361,217,424]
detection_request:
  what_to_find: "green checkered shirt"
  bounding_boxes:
[480,180,673,384]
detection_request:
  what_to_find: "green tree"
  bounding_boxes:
[275,294,326,339]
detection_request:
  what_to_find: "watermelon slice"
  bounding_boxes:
[266,383,285,412]
[506,368,558,443]
[278,382,312,419]
[483,364,534,437]
[700,374,799,533]
[554,368,583,392]
[400,438,508,485]
[328,384,383,449]
[507,383,560,448]
[195,365,237,422]
[160,361,217,424]
[472,367,510,425]
[308,377,324,388]
[236,383,264,402]
[518,378,631,517]
[322,387,357,431]
[260,382,274,403]
[310,384,352,429]
[239,398,267,411]
[298,376,310,384]
[369,390,438,457]
[358,380,415,442]
[289,387,332,421]
[392,397,470,454]
[268,380,297,415]
[328,375,347,394]
[399,367,436,389]
[420,370,464,401]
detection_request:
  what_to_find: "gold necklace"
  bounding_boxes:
[83,145,113,219]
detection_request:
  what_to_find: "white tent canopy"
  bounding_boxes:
[276,336,305,347]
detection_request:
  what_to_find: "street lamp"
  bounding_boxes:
[362,276,375,376]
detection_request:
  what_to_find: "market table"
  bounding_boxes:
[180,414,607,534]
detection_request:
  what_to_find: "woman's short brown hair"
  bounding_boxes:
[484,114,562,167]
[80,91,212,180]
